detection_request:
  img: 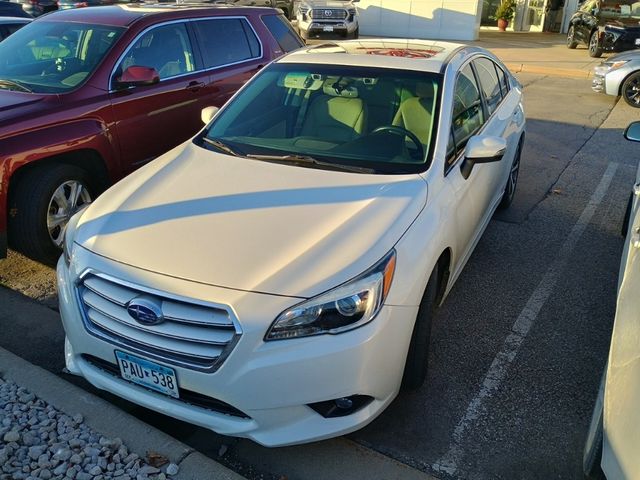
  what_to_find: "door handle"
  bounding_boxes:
[186,81,205,92]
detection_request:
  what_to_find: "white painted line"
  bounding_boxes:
[432,162,619,476]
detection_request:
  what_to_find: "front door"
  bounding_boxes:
[109,22,210,173]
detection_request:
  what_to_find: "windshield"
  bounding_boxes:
[0,21,124,94]
[198,63,442,174]
[599,1,640,20]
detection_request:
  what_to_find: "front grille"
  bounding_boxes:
[312,8,347,20]
[77,273,241,372]
[82,354,250,418]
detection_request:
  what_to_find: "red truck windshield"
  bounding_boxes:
[0,20,124,94]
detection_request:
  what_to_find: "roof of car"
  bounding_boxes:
[278,39,469,73]
[0,16,31,23]
[36,3,276,27]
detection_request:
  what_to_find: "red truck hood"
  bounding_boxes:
[0,91,54,134]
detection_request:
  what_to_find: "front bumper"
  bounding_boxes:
[592,64,635,96]
[603,28,640,54]
[297,19,357,38]
[57,246,417,446]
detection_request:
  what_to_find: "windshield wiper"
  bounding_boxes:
[201,137,244,157]
[246,154,375,174]
[0,79,32,93]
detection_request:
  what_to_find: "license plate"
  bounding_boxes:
[115,351,179,398]
[636,38,640,46]
[323,26,334,32]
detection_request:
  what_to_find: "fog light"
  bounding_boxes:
[308,394,373,418]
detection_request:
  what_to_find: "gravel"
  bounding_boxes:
[0,377,179,480]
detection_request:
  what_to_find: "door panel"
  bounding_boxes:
[109,22,207,172]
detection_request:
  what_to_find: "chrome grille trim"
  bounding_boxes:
[76,271,242,372]
[312,8,348,20]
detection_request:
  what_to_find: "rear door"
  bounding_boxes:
[109,21,210,172]
[191,17,266,110]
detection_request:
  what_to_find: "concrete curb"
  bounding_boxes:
[504,62,593,79]
[0,346,246,480]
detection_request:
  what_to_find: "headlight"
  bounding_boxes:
[604,60,629,71]
[265,249,396,340]
[62,208,86,267]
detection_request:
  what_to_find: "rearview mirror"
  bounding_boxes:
[201,106,220,125]
[460,136,507,180]
[115,66,160,89]
[625,121,640,142]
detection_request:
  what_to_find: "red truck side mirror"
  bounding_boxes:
[115,66,160,89]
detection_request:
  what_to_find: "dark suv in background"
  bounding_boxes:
[0,5,303,264]
[567,0,640,57]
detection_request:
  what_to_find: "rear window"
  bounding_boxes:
[192,18,261,69]
[262,14,304,53]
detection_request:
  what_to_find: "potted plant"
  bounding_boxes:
[494,0,516,31]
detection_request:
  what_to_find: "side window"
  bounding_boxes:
[473,57,502,116]
[193,18,261,69]
[495,63,509,98]
[446,64,485,172]
[6,24,25,36]
[118,23,195,80]
[262,14,304,52]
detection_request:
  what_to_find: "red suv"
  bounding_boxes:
[0,4,304,264]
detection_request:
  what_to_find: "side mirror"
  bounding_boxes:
[460,136,507,180]
[201,106,220,125]
[115,66,159,89]
[625,121,640,142]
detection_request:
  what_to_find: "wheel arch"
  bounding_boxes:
[8,149,110,203]
[617,69,640,96]
[435,247,452,307]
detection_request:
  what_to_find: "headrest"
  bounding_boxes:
[322,78,359,98]
[415,82,434,98]
[279,72,324,91]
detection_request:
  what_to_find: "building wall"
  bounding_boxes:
[356,0,483,41]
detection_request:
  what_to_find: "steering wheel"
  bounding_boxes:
[371,125,424,160]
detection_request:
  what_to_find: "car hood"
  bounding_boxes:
[604,18,640,30]
[606,49,640,62]
[0,91,54,133]
[75,143,428,298]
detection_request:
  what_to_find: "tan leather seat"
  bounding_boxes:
[392,82,434,145]
[300,80,366,143]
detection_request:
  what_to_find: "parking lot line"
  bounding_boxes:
[432,162,619,476]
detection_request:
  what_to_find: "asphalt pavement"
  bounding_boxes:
[1,34,638,480]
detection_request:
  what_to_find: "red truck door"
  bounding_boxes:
[108,22,210,173]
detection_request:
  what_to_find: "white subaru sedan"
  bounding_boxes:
[57,40,525,447]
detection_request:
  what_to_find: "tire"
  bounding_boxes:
[8,164,94,266]
[583,380,605,480]
[621,72,640,108]
[351,27,359,39]
[589,31,603,58]
[567,25,578,49]
[401,265,438,390]
[498,137,523,210]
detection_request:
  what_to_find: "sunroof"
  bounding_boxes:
[307,41,446,59]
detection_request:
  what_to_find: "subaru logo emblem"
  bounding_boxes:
[324,9,332,16]
[126,297,164,326]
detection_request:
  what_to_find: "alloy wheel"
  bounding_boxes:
[624,77,640,106]
[567,27,574,47]
[46,180,92,247]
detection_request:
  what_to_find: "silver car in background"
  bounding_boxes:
[593,50,640,107]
